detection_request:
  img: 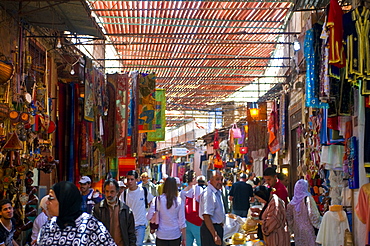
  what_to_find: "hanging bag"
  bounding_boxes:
[232,124,242,138]
[214,152,223,169]
[213,129,220,149]
[240,147,248,154]
[149,196,160,233]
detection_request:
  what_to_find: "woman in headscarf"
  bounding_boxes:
[253,185,290,246]
[36,181,116,246]
[286,179,322,246]
[147,177,186,246]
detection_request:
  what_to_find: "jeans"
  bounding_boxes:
[186,221,201,246]
[232,209,248,217]
[135,225,146,246]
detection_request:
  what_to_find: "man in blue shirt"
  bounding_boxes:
[199,170,225,246]
[79,176,102,214]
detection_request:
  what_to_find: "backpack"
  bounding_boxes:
[123,186,149,209]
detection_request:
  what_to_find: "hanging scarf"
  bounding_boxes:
[52,181,82,230]
[290,179,312,212]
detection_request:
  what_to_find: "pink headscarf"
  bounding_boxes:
[290,179,311,212]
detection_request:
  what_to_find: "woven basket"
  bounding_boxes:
[0,59,14,85]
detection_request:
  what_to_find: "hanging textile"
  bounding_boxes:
[268,101,280,154]
[327,0,345,68]
[304,25,328,108]
[279,93,287,150]
[343,6,370,84]
[138,73,156,133]
[115,74,129,156]
[104,77,117,158]
[84,58,94,121]
[118,157,136,177]
[148,88,166,141]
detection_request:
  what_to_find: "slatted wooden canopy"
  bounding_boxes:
[88,0,296,111]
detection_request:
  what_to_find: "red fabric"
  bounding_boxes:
[327,116,339,130]
[272,180,289,205]
[185,197,203,226]
[327,0,345,68]
[268,102,280,154]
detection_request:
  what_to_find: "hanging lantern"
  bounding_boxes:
[249,102,259,118]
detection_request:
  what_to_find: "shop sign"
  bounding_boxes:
[172,148,190,156]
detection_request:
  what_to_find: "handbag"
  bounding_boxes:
[240,147,248,154]
[185,194,203,226]
[232,124,242,138]
[213,129,219,149]
[149,197,160,233]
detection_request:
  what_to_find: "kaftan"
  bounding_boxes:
[286,196,321,246]
[261,194,290,246]
[355,183,370,244]
[316,210,349,246]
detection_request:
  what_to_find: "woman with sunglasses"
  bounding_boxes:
[35,181,116,246]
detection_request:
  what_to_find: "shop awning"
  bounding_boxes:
[0,0,105,39]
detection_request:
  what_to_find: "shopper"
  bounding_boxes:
[147,177,186,246]
[253,185,290,246]
[199,170,225,246]
[79,176,102,214]
[36,181,116,245]
[228,173,254,217]
[263,167,289,205]
[287,179,321,246]
[31,195,49,244]
[0,199,18,246]
[180,170,203,246]
[93,179,136,246]
[119,170,154,246]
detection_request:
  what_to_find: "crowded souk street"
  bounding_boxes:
[0,0,368,245]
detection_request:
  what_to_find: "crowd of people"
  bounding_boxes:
[0,167,324,246]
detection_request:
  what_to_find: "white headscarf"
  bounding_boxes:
[290,179,311,212]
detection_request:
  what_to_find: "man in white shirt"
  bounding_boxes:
[119,170,154,246]
[199,170,225,246]
[246,172,256,187]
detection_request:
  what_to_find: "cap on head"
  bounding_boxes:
[79,176,91,184]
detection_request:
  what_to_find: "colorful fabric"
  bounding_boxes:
[261,194,290,246]
[327,0,345,68]
[287,196,321,246]
[148,89,166,141]
[104,79,116,158]
[115,74,129,154]
[289,179,312,212]
[138,73,156,133]
[268,101,280,154]
[304,26,328,108]
[355,183,370,244]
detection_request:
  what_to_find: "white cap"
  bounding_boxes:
[79,176,91,184]
[118,181,126,187]
[163,174,168,179]
[39,195,49,210]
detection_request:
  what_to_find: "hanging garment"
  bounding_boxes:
[327,0,346,68]
[304,25,328,108]
[355,183,370,244]
[316,210,349,246]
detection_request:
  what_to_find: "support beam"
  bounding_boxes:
[156,75,287,79]
[92,7,291,11]
[78,41,293,45]
[105,65,290,69]
[105,31,300,36]
[95,57,291,61]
